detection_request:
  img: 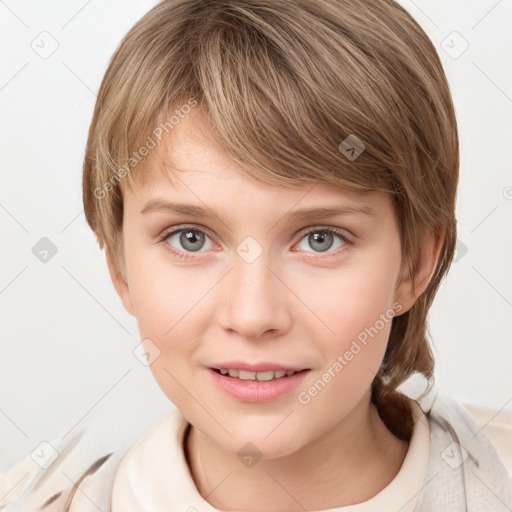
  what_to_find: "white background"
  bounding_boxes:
[1,0,511,471]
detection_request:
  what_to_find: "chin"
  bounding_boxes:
[217,425,309,462]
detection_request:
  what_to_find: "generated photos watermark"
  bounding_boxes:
[93,97,198,200]
[297,301,403,405]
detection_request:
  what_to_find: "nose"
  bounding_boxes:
[217,251,292,340]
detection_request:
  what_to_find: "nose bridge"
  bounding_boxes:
[218,243,291,339]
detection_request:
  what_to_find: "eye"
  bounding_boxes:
[159,225,352,260]
[295,228,350,254]
[161,226,214,256]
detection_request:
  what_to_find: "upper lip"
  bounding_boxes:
[209,361,309,372]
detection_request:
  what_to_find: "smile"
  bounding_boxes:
[213,368,301,381]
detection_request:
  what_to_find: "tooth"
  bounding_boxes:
[238,370,256,380]
[256,371,275,381]
[220,368,298,380]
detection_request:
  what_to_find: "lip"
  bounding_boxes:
[207,367,310,403]
[209,361,309,372]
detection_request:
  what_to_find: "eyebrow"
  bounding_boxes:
[140,199,376,220]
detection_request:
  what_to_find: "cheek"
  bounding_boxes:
[302,259,400,347]
[294,254,400,393]
[295,275,397,417]
[126,242,205,334]
[124,249,215,405]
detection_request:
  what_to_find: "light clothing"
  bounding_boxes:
[1,389,511,511]
[110,399,430,512]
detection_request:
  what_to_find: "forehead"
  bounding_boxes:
[125,108,385,213]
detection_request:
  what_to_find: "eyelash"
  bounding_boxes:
[158,225,353,261]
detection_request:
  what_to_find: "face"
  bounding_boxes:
[111,110,416,459]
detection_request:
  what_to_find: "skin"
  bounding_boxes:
[107,109,441,510]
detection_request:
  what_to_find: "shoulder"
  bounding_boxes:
[414,391,512,511]
[0,432,126,512]
[463,402,512,478]
[0,413,158,512]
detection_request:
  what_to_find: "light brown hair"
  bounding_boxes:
[82,0,459,440]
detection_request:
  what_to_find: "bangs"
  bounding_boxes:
[105,0,421,197]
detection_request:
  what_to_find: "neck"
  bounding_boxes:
[185,396,408,511]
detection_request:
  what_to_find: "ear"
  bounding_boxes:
[105,247,136,317]
[395,229,444,315]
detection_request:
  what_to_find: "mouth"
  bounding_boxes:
[211,368,310,381]
[208,366,311,402]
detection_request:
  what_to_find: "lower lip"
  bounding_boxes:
[207,368,310,403]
